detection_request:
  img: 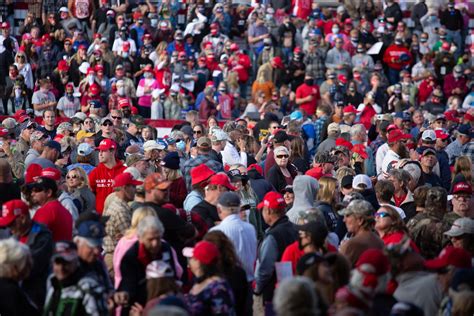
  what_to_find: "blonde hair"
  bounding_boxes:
[164,168,182,181]
[335,167,355,186]
[67,167,90,189]
[125,206,157,238]
[317,177,338,204]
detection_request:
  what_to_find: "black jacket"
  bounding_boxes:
[192,200,219,229]
[248,169,275,202]
[0,278,39,316]
[266,163,298,193]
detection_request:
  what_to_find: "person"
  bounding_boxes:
[0,238,38,316]
[254,191,298,314]
[43,241,109,315]
[31,176,73,242]
[286,175,319,224]
[183,164,215,213]
[0,158,21,208]
[66,167,96,213]
[210,192,257,283]
[160,151,187,208]
[338,200,384,266]
[443,176,473,227]
[315,176,340,235]
[102,173,142,275]
[266,146,298,193]
[374,204,419,251]
[445,124,472,165]
[444,217,474,256]
[380,129,411,178]
[273,277,320,316]
[388,169,415,220]
[222,130,247,168]
[88,138,126,214]
[182,240,236,316]
[116,216,180,315]
[0,199,53,308]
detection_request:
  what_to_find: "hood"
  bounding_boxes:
[288,175,319,215]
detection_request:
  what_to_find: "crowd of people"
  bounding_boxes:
[0,0,474,315]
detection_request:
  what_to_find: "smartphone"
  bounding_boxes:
[259,129,269,141]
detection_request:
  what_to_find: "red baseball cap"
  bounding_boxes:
[90,84,100,95]
[435,129,449,140]
[182,240,220,265]
[335,138,353,150]
[86,67,96,76]
[97,139,117,151]
[113,173,143,188]
[451,181,472,195]
[191,165,215,186]
[465,112,474,122]
[0,128,9,138]
[25,164,42,184]
[0,200,29,227]
[1,21,10,29]
[58,60,69,72]
[230,43,239,51]
[78,44,87,50]
[444,111,459,123]
[257,191,286,209]
[343,105,359,114]
[425,246,472,270]
[41,168,61,181]
[95,64,104,72]
[208,173,236,191]
[118,98,131,108]
[247,164,263,175]
[352,144,368,159]
[272,56,284,69]
[338,74,348,84]
[387,129,411,143]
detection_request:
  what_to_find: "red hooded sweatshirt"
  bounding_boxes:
[88,160,126,214]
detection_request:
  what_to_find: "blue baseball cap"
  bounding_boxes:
[76,220,105,247]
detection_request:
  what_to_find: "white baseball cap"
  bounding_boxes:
[352,174,372,190]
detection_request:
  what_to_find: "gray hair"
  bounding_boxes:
[273,276,320,316]
[137,216,165,238]
[350,124,366,139]
[0,238,32,279]
[147,305,189,316]
[389,169,411,187]
[217,204,240,215]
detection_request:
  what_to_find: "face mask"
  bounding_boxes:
[304,79,313,85]
[107,16,114,23]
[264,44,271,49]
[122,52,129,58]
[219,89,226,93]
[138,19,143,25]
[150,19,158,27]
[121,34,127,40]
[412,45,419,50]
[176,140,186,152]
[357,48,364,53]
[349,86,355,92]
[117,87,125,96]
[144,72,153,79]
[88,75,95,84]
[454,72,461,79]
[67,92,74,100]
[332,27,339,34]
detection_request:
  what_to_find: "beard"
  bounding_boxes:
[396,144,409,159]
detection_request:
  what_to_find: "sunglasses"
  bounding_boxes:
[112,116,122,120]
[102,122,113,127]
[66,174,79,179]
[375,212,390,218]
[193,130,202,134]
[276,154,289,159]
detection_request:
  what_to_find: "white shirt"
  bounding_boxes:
[221,142,247,167]
[112,38,137,56]
[376,143,389,177]
[210,214,257,281]
[380,149,400,180]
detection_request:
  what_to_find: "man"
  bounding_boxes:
[125,153,151,181]
[254,192,297,314]
[192,173,236,228]
[0,199,53,308]
[140,173,196,262]
[31,176,73,241]
[103,173,142,274]
[38,109,57,139]
[43,241,108,315]
[182,136,223,191]
[338,200,384,266]
[420,148,443,188]
[295,75,320,118]
[325,38,351,77]
[380,129,411,178]
[443,176,473,227]
[443,65,467,99]
[407,187,449,259]
[313,105,331,148]
[143,140,165,172]
[222,130,247,168]
[94,117,116,147]
[32,79,57,118]
[15,119,37,161]
[116,216,180,314]
[383,37,412,84]
[316,123,340,155]
[211,192,257,282]
[445,124,472,165]
[0,22,19,54]
[74,218,113,298]
[124,115,144,148]
[439,0,463,59]
[306,151,335,180]
[209,129,227,164]
[88,139,126,214]
[340,105,358,127]
[30,140,61,169]
[25,131,48,167]
[351,124,375,177]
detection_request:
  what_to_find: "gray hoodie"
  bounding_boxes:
[286,175,319,224]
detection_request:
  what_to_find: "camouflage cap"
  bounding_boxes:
[314,151,336,164]
[338,199,374,217]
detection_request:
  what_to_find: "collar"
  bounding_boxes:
[137,242,154,267]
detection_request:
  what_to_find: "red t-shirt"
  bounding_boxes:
[88,160,126,214]
[296,83,320,117]
[33,200,73,242]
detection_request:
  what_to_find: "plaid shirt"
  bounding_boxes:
[304,48,327,80]
[370,136,386,159]
[314,115,329,147]
[182,154,223,191]
[461,141,474,165]
[102,197,132,254]
[43,0,67,14]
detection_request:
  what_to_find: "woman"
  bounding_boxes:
[389,169,416,221]
[183,241,236,316]
[266,146,298,193]
[317,177,340,234]
[136,65,160,118]
[141,126,156,142]
[374,204,419,252]
[290,136,309,174]
[14,52,34,91]
[65,167,96,213]
[207,116,218,132]
[192,124,207,141]
[0,239,38,316]
[204,231,248,316]
[343,80,363,108]
[199,87,218,120]
[452,156,473,186]
[161,152,187,208]
[251,70,275,101]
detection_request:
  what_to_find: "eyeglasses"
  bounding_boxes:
[454,194,471,201]
[375,212,390,218]
[66,174,79,180]
[84,120,94,124]
[193,130,202,135]
[276,154,289,159]
[112,116,122,120]
[102,122,113,127]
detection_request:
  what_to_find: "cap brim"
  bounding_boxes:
[0,216,16,227]
[52,253,77,262]
[97,146,114,151]
[182,247,194,258]
[83,237,102,248]
[338,208,351,216]
[444,227,464,237]
[256,201,265,209]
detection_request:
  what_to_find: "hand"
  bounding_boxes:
[130,303,144,316]
[55,157,68,167]
[306,95,314,102]
[114,292,129,306]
